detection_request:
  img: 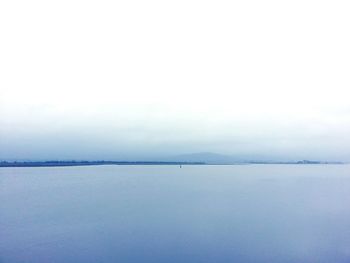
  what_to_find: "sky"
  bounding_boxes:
[0,0,350,161]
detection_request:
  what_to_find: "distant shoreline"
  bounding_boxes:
[0,161,205,167]
[0,160,344,167]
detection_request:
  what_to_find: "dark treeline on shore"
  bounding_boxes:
[0,160,205,167]
[0,159,344,167]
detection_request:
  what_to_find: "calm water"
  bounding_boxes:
[1,165,350,263]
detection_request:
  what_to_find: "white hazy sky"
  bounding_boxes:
[1,0,350,161]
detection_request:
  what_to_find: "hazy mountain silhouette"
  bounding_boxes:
[166,152,240,164]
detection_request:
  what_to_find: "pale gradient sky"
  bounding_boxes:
[1,0,350,161]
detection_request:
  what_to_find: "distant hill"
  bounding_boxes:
[164,152,344,165]
[166,152,239,164]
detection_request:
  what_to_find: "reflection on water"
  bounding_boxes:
[1,165,350,263]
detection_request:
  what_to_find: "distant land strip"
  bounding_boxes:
[0,160,344,167]
[0,161,205,167]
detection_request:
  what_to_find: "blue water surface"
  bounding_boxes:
[1,165,350,263]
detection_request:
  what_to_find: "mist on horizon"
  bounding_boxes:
[1,0,350,162]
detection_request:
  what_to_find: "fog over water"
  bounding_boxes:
[1,165,350,263]
[1,0,350,161]
[1,1,350,262]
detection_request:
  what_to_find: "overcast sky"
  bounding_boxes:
[1,0,350,161]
